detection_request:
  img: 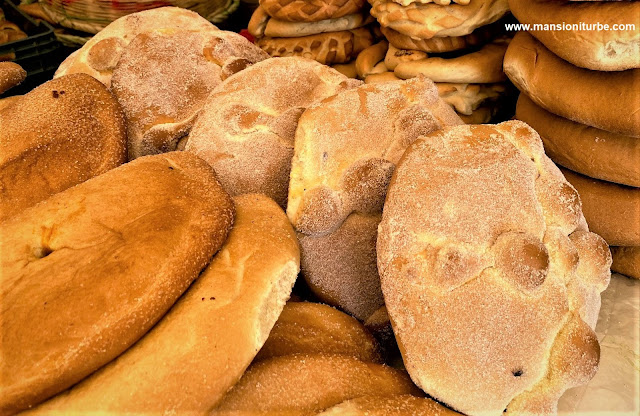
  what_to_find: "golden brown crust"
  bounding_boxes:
[257,27,375,64]
[26,194,299,414]
[355,40,389,78]
[0,152,234,414]
[384,44,427,70]
[0,62,26,94]
[264,12,374,38]
[260,0,366,22]
[435,82,505,115]
[256,302,382,362]
[378,121,610,415]
[332,60,359,78]
[317,394,463,415]
[509,0,640,71]
[561,167,640,247]
[0,74,126,222]
[457,105,494,124]
[213,353,423,413]
[0,19,27,44]
[504,31,640,137]
[381,24,494,53]
[516,94,640,188]
[364,71,401,83]
[610,246,640,279]
[370,0,509,39]
[186,57,361,208]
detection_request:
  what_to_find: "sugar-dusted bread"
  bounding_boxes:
[317,394,463,415]
[260,0,366,22]
[0,61,26,94]
[256,302,381,362]
[0,73,126,221]
[111,29,268,160]
[186,57,361,207]
[0,152,233,414]
[54,7,217,87]
[378,121,611,415]
[213,353,422,414]
[25,194,298,414]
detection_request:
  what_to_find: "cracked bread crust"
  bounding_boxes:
[378,121,611,416]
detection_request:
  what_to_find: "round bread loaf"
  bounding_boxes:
[260,0,366,22]
[381,23,496,53]
[255,302,381,362]
[610,247,640,280]
[0,152,234,414]
[257,27,375,64]
[509,0,640,71]
[298,212,384,320]
[264,12,373,38]
[0,73,126,222]
[25,194,298,414]
[54,7,217,87]
[369,0,508,39]
[504,31,640,138]
[186,57,361,207]
[560,167,640,247]
[288,76,461,235]
[111,29,268,160]
[0,62,26,94]
[378,121,611,415]
[213,353,422,413]
[516,94,640,188]
[394,37,509,83]
[317,394,463,415]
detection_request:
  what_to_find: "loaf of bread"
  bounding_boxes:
[256,302,381,362]
[0,61,26,94]
[0,73,126,221]
[0,152,234,414]
[26,194,299,414]
[186,57,360,207]
[378,121,611,415]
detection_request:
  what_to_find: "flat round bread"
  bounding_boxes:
[260,0,366,22]
[381,23,495,53]
[265,11,373,38]
[0,152,234,414]
[378,121,611,415]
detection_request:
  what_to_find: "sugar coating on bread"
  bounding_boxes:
[0,73,126,221]
[214,353,422,413]
[317,394,463,415]
[256,302,381,362]
[54,7,217,87]
[0,152,234,414]
[260,0,366,22]
[0,62,26,94]
[288,76,461,235]
[111,29,268,160]
[187,57,361,207]
[377,121,611,415]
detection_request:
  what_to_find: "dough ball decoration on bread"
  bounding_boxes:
[377,121,611,415]
[509,0,640,72]
[25,194,299,415]
[111,29,268,160]
[55,7,218,87]
[288,77,461,319]
[186,57,361,207]
[0,152,234,414]
[0,73,126,222]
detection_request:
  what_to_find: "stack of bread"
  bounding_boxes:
[360,0,514,123]
[247,0,378,65]
[0,5,628,415]
[504,0,640,279]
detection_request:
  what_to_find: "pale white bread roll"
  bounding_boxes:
[369,0,508,39]
[355,40,389,78]
[560,167,640,247]
[186,57,361,208]
[381,22,498,53]
[509,0,640,71]
[0,152,234,414]
[317,394,463,415]
[394,37,509,83]
[0,74,126,222]
[298,212,384,320]
[111,29,268,160]
[0,62,26,94]
[504,31,640,138]
[256,27,375,64]
[287,76,462,236]
[384,44,427,71]
[436,82,505,115]
[25,194,299,415]
[516,94,640,188]
[332,61,359,78]
[213,353,423,413]
[264,12,374,38]
[378,121,611,415]
[610,247,640,280]
[255,302,382,362]
[261,0,366,22]
[54,7,217,87]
